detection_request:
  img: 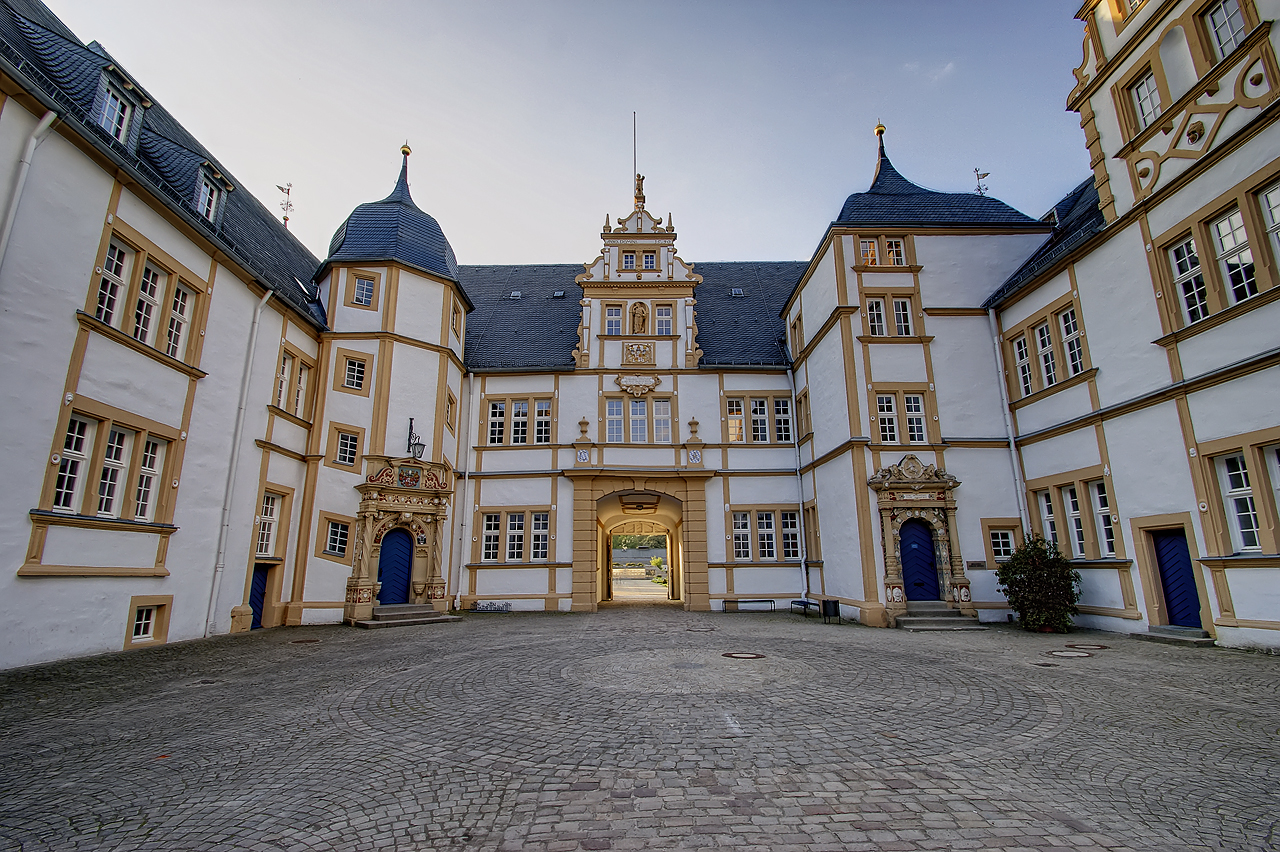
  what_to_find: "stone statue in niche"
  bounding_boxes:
[631,302,648,335]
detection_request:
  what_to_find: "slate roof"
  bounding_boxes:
[322,156,467,301]
[0,1,325,327]
[982,177,1103,309]
[837,137,1043,228]
[458,261,806,372]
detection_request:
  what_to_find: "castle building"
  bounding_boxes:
[0,0,1277,669]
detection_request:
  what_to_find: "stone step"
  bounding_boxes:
[897,615,987,631]
[1133,625,1216,647]
[355,614,463,630]
[371,604,444,621]
[904,600,953,613]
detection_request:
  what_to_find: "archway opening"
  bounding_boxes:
[596,490,683,606]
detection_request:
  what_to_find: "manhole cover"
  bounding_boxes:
[1066,643,1108,650]
[1047,650,1092,658]
[290,639,320,644]
[722,652,766,660]
[1032,662,1059,667]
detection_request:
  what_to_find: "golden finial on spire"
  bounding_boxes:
[874,121,886,138]
[401,140,412,157]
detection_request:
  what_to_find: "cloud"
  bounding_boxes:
[905,60,957,83]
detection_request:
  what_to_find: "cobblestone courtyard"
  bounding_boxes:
[1,607,1277,852]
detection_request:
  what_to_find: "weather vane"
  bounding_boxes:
[974,168,990,196]
[277,182,293,228]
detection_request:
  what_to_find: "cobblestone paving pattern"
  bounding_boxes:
[1,606,1278,851]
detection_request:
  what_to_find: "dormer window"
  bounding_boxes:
[197,177,220,222]
[643,252,656,270]
[101,85,131,142]
[622,252,636,270]
[730,288,745,297]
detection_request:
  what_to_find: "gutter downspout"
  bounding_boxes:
[786,364,811,600]
[205,289,273,637]
[0,110,57,279]
[453,371,478,611]
[989,308,1031,531]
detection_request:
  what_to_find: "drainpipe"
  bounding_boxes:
[452,370,478,610]
[205,289,273,636]
[786,363,811,600]
[0,111,57,280]
[988,308,1031,531]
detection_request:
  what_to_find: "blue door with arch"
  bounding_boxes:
[377,528,413,606]
[900,519,941,601]
[1151,529,1201,628]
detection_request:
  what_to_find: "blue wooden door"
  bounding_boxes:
[249,564,269,630]
[1152,529,1201,628]
[377,529,413,606]
[900,520,941,601]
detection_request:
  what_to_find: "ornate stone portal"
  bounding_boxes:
[344,456,453,623]
[867,454,974,625]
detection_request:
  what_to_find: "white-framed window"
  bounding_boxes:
[134,438,165,522]
[1091,480,1116,557]
[276,353,293,408]
[630,399,647,443]
[326,520,349,557]
[643,251,656,270]
[488,401,505,445]
[256,493,278,556]
[511,401,529,445]
[622,252,636,270]
[101,85,131,142]
[1064,486,1086,558]
[96,241,132,328]
[757,511,776,559]
[990,530,1015,562]
[1211,208,1256,303]
[653,399,672,444]
[1205,0,1247,61]
[535,401,552,444]
[353,277,375,307]
[866,299,886,336]
[293,365,309,418]
[606,399,623,442]
[336,431,359,466]
[166,285,193,359]
[750,399,769,442]
[197,177,219,222]
[727,399,745,442]
[344,357,365,390]
[1258,180,1280,262]
[605,306,622,335]
[860,239,878,266]
[877,395,898,444]
[732,512,751,559]
[531,512,549,560]
[904,394,926,444]
[132,264,165,345]
[1036,323,1057,386]
[97,427,133,517]
[655,306,672,335]
[773,399,792,443]
[1218,454,1260,551]
[1130,70,1161,130]
[1013,336,1033,397]
[885,239,906,266]
[1059,308,1084,376]
[132,605,155,640]
[1038,490,1058,547]
[781,512,800,559]
[53,417,93,512]
[482,514,501,560]
[1170,237,1209,324]
[893,299,912,336]
[506,513,525,561]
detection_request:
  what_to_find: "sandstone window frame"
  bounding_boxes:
[1001,293,1093,401]
[90,233,204,365]
[342,268,382,312]
[474,506,555,564]
[727,505,805,563]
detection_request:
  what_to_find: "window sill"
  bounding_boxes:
[598,335,681,340]
[1067,558,1133,569]
[29,509,177,533]
[1153,283,1280,347]
[1009,367,1097,410]
[857,335,934,344]
[77,311,206,379]
[1197,553,1280,569]
[850,264,921,274]
[253,555,284,563]
[267,405,312,429]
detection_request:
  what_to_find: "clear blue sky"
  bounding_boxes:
[47,0,1090,266]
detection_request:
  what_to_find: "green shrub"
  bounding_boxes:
[994,535,1082,632]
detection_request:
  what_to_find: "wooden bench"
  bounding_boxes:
[791,599,820,616]
[730,598,776,612]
